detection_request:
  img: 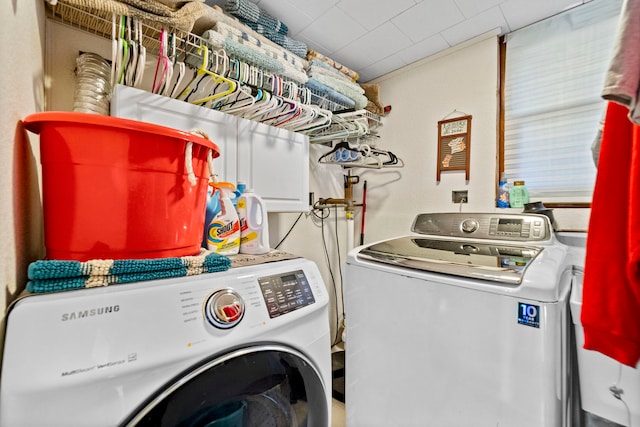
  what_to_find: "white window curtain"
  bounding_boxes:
[503,0,622,203]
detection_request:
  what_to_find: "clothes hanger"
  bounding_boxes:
[132,19,146,88]
[260,98,299,126]
[290,106,333,133]
[214,84,257,114]
[169,35,186,98]
[178,45,237,105]
[124,16,138,87]
[308,115,369,144]
[318,141,362,163]
[242,91,281,121]
[277,102,320,129]
[113,15,129,86]
[110,14,118,88]
[163,32,186,98]
[151,28,172,95]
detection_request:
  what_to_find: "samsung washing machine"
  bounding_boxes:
[344,212,573,427]
[0,257,331,427]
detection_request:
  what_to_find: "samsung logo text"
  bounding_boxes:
[61,305,120,321]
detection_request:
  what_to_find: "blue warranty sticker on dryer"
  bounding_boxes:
[517,302,540,328]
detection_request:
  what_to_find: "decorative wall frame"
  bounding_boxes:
[437,115,471,181]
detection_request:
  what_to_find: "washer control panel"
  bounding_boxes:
[412,212,551,242]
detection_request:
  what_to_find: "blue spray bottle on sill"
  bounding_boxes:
[497,173,510,208]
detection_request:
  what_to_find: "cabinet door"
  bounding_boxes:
[237,118,309,212]
[110,85,238,183]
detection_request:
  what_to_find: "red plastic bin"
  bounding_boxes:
[24,112,220,261]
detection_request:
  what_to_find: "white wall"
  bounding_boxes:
[0,2,46,329]
[361,32,501,243]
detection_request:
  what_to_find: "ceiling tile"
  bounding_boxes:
[257,0,339,21]
[358,54,409,82]
[337,0,416,31]
[203,0,599,81]
[441,6,509,45]
[333,22,414,71]
[392,0,465,43]
[398,34,450,64]
[454,0,503,18]
[251,1,315,35]
[500,0,584,31]
[298,7,368,54]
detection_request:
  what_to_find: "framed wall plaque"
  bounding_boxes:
[437,115,471,181]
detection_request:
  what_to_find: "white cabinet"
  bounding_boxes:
[111,85,309,212]
[237,119,309,212]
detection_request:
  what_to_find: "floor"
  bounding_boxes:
[332,399,346,427]
[331,349,346,426]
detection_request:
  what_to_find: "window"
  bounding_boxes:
[501,0,622,206]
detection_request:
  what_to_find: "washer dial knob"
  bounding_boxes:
[461,218,479,233]
[204,289,245,329]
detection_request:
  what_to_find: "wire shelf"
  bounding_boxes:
[47,0,382,137]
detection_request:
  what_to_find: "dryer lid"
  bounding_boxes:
[357,236,543,285]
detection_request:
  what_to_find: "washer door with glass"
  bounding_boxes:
[122,345,328,427]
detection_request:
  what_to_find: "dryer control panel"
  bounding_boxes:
[258,270,316,318]
[412,212,552,242]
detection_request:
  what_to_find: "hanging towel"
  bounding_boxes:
[602,0,640,124]
[26,250,232,294]
[582,101,640,367]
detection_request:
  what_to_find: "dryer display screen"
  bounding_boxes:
[258,270,316,318]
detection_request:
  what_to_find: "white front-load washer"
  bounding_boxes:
[0,258,331,427]
[344,212,573,427]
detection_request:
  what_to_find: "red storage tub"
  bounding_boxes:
[24,112,220,261]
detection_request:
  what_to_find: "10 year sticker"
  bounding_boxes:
[518,302,540,328]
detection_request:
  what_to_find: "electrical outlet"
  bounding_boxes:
[452,190,468,203]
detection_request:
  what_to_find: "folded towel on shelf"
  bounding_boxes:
[308,60,356,84]
[307,49,359,82]
[202,29,284,73]
[257,13,288,36]
[57,0,208,32]
[211,29,307,84]
[26,249,231,294]
[307,71,368,110]
[361,83,385,116]
[306,78,356,110]
[223,36,285,74]
[242,20,307,58]
[215,22,306,72]
[225,0,260,23]
[192,5,308,69]
[224,0,288,34]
